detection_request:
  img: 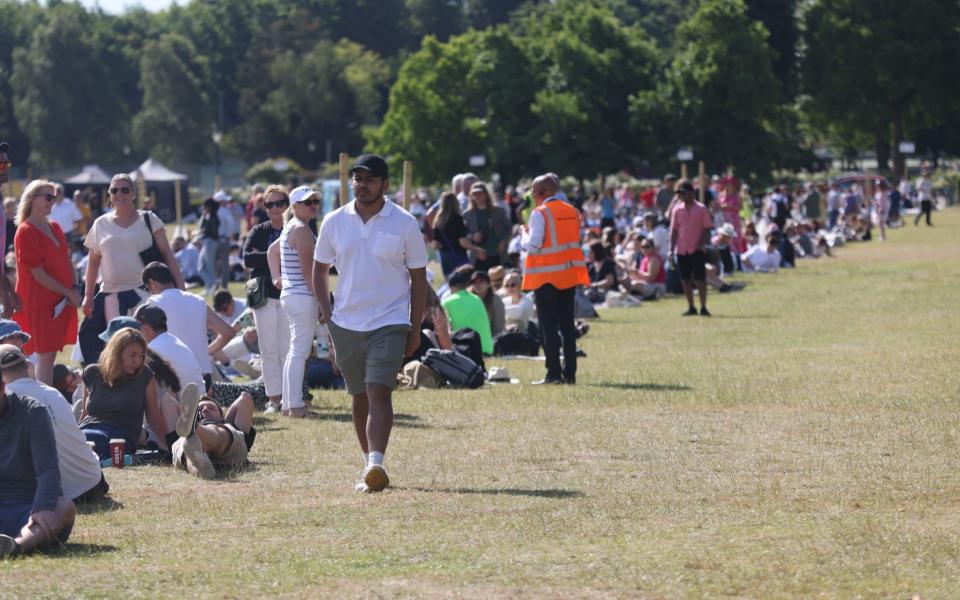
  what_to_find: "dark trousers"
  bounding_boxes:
[914,200,933,226]
[533,284,577,382]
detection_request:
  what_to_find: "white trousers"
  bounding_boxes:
[280,293,317,410]
[253,298,291,398]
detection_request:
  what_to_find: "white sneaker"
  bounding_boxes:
[355,478,369,493]
[174,436,215,480]
[176,383,201,438]
[363,464,389,492]
[264,401,280,414]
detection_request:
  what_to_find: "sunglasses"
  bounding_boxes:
[264,199,289,209]
[299,199,320,207]
[34,193,56,202]
[0,161,11,170]
[504,282,518,288]
[109,187,131,195]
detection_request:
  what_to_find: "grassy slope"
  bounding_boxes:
[5,210,960,599]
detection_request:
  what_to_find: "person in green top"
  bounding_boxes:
[440,266,493,355]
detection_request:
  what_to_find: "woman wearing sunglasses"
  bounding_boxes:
[77,173,184,364]
[241,185,292,413]
[11,180,80,384]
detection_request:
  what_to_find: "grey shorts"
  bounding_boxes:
[327,322,409,395]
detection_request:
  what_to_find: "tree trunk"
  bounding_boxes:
[874,129,890,172]
[891,104,905,178]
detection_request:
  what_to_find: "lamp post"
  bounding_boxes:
[212,129,223,192]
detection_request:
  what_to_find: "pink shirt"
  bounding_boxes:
[670,202,712,255]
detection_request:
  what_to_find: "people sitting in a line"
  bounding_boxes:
[0,355,77,557]
[440,266,494,356]
[171,387,256,480]
[1,345,107,504]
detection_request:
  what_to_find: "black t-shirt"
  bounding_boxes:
[436,215,467,254]
[588,258,617,284]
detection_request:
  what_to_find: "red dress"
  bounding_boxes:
[13,220,78,354]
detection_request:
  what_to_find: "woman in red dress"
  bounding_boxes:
[13,180,81,385]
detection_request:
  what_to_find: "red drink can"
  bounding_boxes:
[109,438,125,469]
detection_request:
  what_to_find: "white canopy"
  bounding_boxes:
[64,164,111,185]
[129,158,187,182]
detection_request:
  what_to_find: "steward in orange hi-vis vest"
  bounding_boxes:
[522,198,590,291]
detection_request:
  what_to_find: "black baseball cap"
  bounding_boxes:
[133,303,167,329]
[349,154,389,179]
[678,181,695,193]
[0,142,9,153]
[0,344,27,370]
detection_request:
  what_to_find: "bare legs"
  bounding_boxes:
[351,383,393,455]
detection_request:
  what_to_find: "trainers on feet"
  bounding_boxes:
[355,477,370,493]
[700,307,711,316]
[363,464,389,492]
[178,435,215,480]
[683,307,698,316]
[176,383,201,438]
[0,534,18,558]
[264,401,280,414]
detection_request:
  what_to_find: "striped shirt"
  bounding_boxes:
[280,217,314,298]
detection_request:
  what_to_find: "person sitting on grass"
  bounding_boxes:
[78,326,170,460]
[467,270,505,337]
[171,386,256,480]
[0,353,76,558]
[440,265,493,356]
[0,319,35,378]
[585,242,618,303]
[623,237,666,299]
[741,233,782,273]
[1,345,108,505]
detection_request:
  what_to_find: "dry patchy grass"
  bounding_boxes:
[5,210,960,599]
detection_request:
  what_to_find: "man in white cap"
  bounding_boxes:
[312,154,428,492]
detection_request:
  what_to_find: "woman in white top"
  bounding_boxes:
[77,174,184,364]
[275,185,320,418]
[498,271,535,331]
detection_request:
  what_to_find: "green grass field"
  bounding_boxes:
[5,210,960,598]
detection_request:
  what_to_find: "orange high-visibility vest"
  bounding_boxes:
[522,198,590,291]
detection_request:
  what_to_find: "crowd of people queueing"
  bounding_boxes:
[0,140,938,556]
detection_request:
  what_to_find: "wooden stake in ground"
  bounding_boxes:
[402,161,412,210]
[174,180,183,230]
[137,169,147,209]
[698,161,706,205]
[338,153,348,209]
[680,163,688,181]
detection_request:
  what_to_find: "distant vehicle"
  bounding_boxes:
[831,174,891,191]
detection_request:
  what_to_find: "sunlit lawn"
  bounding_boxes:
[10,209,960,598]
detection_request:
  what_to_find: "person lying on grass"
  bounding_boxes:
[171,386,256,480]
[0,348,76,558]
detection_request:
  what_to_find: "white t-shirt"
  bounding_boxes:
[741,246,781,272]
[313,200,429,332]
[148,331,205,391]
[501,293,535,329]
[916,178,932,201]
[6,377,102,501]
[215,297,247,324]
[85,211,163,292]
[50,199,84,235]
[148,288,212,374]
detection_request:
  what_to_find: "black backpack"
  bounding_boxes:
[493,331,540,357]
[422,349,486,389]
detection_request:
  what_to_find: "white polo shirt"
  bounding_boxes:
[50,199,83,235]
[313,199,428,332]
[148,331,205,392]
[6,377,102,501]
[148,288,212,374]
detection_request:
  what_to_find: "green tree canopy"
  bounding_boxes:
[132,33,214,165]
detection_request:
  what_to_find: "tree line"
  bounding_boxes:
[1,0,957,185]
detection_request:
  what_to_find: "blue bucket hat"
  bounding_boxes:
[0,319,30,344]
[99,316,140,342]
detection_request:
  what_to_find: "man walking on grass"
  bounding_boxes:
[312,154,428,493]
[670,181,713,317]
